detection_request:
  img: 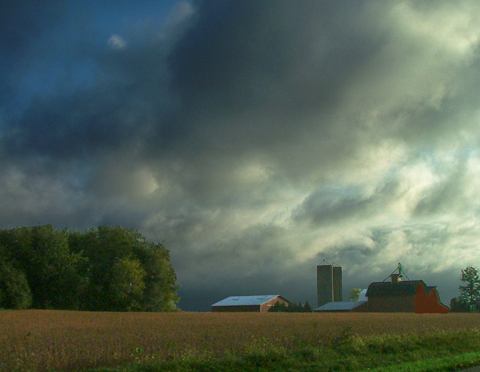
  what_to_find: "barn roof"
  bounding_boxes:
[366,280,425,297]
[313,301,367,312]
[212,295,283,307]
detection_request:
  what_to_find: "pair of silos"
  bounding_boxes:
[317,264,342,307]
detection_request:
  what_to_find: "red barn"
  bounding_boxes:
[366,279,449,313]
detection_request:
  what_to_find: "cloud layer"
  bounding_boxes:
[2,0,480,310]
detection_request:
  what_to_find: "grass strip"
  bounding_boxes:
[81,328,480,372]
[360,351,480,372]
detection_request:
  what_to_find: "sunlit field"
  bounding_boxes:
[3,310,480,372]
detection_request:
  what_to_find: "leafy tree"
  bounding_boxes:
[0,224,180,312]
[269,301,288,312]
[349,288,362,302]
[458,266,480,312]
[449,297,469,313]
[0,259,32,309]
[109,257,146,311]
[0,225,85,309]
[268,300,312,312]
[134,241,180,312]
[67,226,141,311]
[68,225,180,312]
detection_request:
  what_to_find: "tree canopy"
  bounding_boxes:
[0,225,180,311]
[349,288,362,302]
[450,266,480,313]
[268,300,312,312]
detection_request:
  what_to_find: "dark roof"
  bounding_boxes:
[366,280,425,297]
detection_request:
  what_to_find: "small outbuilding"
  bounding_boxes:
[212,295,290,313]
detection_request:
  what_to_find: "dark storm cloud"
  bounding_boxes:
[0,0,68,54]
[6,84,146,159]
[0,1,69,102]
[167,0,378,148]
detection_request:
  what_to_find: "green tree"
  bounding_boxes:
[109,257,146,311]
[68,225,141,311]
[449,297,469,313]
[0,225,85,309]
[458,266,480,312]
[68,226,180,312]
[0,224,180,312]
[134,242,180,312]
[303,300,312,312]
[268,302,285,312]
[349,288,362,302]
[0,259,32,309]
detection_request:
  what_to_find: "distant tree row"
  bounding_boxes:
[450,266,480,312]
[0,225,180,312]
[269,300,313,312]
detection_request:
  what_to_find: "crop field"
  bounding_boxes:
[3,310,480,372]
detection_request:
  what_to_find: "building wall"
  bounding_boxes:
[212,305,261,312]
[351,302,368,312]
[368,295,415,312]
[317,265,334,307]
[414,284,449,314]
[260,296,291,312]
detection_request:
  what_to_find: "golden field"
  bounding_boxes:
[3,310,480,372]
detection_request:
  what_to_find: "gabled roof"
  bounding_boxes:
[212,295,282,307]
[366,280,424,297]
[313,301,367,312]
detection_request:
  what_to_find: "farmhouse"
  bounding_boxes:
[211,295,290,312]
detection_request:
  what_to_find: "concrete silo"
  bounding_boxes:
[317,263,342,307]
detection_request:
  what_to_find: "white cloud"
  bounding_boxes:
[108,34,127,50]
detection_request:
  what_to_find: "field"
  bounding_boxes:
[3,310,480,372]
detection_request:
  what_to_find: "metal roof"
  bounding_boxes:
[313,301,367,312]
[212,295,281,307]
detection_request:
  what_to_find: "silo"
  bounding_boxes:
[333,266,343,302]
[317,264,334,307]
[317,263,343,307]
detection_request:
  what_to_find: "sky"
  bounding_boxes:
[1,0,480,312]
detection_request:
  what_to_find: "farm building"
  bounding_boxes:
[314,263,449,313]
[366,279,449,313]
[313,300,368,312]
[211,295,290,312]
[314,289,368,312]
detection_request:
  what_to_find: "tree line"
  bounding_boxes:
[0,225,180,312]
[269,300,313,312]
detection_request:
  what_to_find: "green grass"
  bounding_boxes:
[81,328,480,372]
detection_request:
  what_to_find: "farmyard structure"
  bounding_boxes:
[315,263,449,313]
